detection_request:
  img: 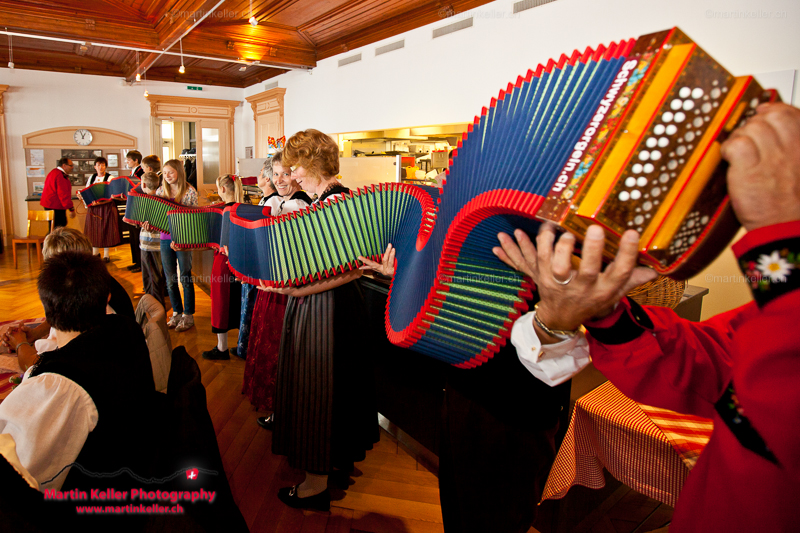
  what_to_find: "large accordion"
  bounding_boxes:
[136,28,777,367]
[78,176,135,207]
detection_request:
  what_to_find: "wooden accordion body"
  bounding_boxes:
[535,27,778,278]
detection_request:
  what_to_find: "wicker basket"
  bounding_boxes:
[627,276,687,309]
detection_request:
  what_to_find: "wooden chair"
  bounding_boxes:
[11,210,54,268]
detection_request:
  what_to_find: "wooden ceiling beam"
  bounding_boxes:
[144,65,246,88]
[0,46,125,76]
[0,1,158,47]
[128,0,243,81]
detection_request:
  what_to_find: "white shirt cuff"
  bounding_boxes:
[510,311,591,387]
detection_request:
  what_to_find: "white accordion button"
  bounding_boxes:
[679,87,692,98]
[692,88,704,99]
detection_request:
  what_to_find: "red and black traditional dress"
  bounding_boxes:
[242,190,312,410]
[84,173,121,248]
[211,202,242,334]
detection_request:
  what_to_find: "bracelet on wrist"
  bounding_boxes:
[533,303,581,340]
[15,341,33,353]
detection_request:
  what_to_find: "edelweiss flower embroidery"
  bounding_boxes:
[756,251,793,282]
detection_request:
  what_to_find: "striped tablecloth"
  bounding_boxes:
[541,381,713,508]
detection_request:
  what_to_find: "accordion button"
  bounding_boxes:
[692,88,704,99]
[679,87,692,98]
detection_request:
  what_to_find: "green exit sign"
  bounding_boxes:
[187,86,203,91]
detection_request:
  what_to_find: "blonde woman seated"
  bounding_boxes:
[1,228,134,372]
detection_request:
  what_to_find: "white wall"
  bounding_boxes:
[245,0,798,317]
[0,69,248,238]
[251,0,798,135]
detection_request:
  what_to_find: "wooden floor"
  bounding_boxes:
[1,243,671,533]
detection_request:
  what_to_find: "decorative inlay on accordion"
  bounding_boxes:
[174,27,778,367]
[78,177,135,207]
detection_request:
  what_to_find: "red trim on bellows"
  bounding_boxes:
[544,58,556,73]
[556,53,568,69]
[603,41,618,60]
[515,75,524,88]
[620,38,636,57]
[581,46,593,63]
[568,49,581,66]
[592,44,606,61]
[385,189,545,367]
[534,64,544,77]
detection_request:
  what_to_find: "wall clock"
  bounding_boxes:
[74,129,93,146]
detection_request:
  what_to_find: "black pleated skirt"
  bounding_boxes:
[272,280,379,473]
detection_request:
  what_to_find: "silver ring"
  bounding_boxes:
[552,270,575,285]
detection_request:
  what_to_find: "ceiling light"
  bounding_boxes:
[239,65,247,71]
[7,32,13,69]
[143,89,149,97]
[179,38,185,74]
[135,72,141,82]
[249,0,257,26]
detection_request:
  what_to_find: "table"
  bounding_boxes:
[542,381,713,508]
[0,319,45,401]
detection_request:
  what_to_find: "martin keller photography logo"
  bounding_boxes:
[41,464,220,516]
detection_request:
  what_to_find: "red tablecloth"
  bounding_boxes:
[0,319,45,401]
[542,381,713,508]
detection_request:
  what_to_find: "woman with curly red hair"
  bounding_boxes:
[262,129,378,511]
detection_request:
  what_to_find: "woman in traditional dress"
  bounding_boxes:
[264,130,379,511]
[84,157,120,262]
[244,152,311,417]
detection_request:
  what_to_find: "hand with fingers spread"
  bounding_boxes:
[493,224,657,336]
[721,102,800,231]
[358,243,396,278]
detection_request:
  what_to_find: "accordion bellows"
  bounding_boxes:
[130,28,777,367]
[78,176,135,207]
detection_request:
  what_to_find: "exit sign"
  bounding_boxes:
[187,86,203,91]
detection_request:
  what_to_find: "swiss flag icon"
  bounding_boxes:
[186,468,199,480]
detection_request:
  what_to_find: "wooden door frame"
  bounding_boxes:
[0,85,12,246]
[147,94,240,199]
[245,88,286,157]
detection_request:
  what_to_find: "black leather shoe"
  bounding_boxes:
[230,347,245,359]
[202,347,230,360]
[257,414,274,430]
[126,264,140,271]
[277,485,330,512]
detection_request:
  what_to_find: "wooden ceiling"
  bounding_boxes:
[0,0,495,88]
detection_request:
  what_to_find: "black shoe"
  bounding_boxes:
[230,347,245,359]
[202,346,230,360]
[126,264,140,271]
[277,486,330,512]
[103,257,111,263]
[257,414,274,430]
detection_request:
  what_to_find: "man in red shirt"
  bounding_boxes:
[40,158,75,228]
[495,102,800,532]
